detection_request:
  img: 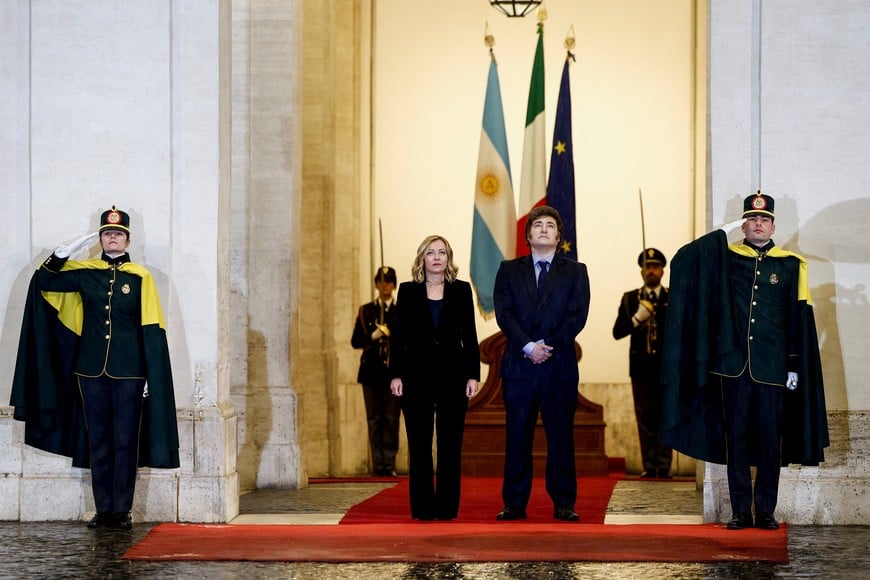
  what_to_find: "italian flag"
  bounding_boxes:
[516,22,547,258]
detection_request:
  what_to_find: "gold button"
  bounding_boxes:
[105,334,110,340]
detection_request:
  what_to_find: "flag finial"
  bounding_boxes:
[564,25,575,50]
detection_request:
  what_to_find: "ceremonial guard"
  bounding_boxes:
[661,192,828,530]
[352,266,402,476]
[613,248,673,478]
[11,206,179,529]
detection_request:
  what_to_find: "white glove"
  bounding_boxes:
[786,372,798,391]
[633,301,652,323]
[371,328,385,340]
[54,232,98,258]
[718,218,746,234]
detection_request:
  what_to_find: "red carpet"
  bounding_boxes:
[123,521,788,563]
[340,476,618,524]
[123,475,788,563]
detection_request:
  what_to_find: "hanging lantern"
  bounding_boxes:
[489,1,542,18]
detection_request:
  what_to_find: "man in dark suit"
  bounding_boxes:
[493,205,590,522]
[351,266,401,476]
[612,248,673,479]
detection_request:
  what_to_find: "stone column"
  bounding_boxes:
[230,0,304,490]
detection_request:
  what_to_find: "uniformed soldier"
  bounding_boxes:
[351,266,402,476]
[12,206,179,529]
[613,248,673,479]
[714,192,800,531]
[660,191,828,532]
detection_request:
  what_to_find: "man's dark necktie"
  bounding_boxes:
[537,261,549,293]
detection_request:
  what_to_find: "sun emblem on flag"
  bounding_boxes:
[480,174,500,196]
[476,164,509,204]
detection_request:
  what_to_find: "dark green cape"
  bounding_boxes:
[660,230,829,466]
[10,265,180,469]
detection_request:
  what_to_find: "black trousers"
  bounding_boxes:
[722,373,784,515]
[400,380,468,520]
[361,379,402,473]
[630,376,673,473]
[501,376,578,510]
[78,376,146,514]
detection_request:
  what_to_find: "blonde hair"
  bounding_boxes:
[410,235,458,283]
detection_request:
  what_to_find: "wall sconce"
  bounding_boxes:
[489,1,542,18]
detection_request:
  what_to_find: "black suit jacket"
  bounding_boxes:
[493,254,590,384]
[390,280,480,387]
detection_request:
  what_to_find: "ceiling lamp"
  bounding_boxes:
[489,1,542,18]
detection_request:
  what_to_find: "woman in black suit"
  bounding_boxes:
[390,234,480,520]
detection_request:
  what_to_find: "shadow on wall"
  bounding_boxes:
[238,330,271,491]
[786,197,870,413]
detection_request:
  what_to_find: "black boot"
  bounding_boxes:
[113,512,133,530]
[87,513,112,529]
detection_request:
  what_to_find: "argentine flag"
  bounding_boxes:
[471,53,516,318]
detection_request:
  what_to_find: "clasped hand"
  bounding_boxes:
[528,342,553,364]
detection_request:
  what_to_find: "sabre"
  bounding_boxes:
[378,218,385,271]
[378,218,385,325]
[638,187,647,267]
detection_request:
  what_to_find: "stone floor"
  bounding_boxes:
[1,478,867,579]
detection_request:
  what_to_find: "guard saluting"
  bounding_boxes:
[11,206,179,529]
[661,191,828,532]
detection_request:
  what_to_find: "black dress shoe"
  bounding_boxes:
[495,506,527,520]
[87,513,112,529]
[657,468,673,479]
[113,512,133,530]
[554,506,580,521]
[726,513,754,530]
[640,471,656,479]
[755,512,780,530]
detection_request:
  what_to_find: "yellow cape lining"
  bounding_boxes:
[728,244,812,305]
[40,259,166,335]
